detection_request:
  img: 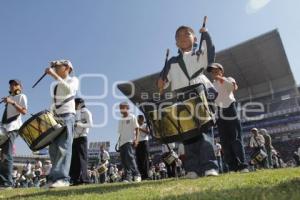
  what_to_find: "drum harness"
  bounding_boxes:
[1,91,22,138]
[26,84,75,136]
[167,54,214,137]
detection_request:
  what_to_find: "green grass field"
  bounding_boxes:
[1,168,300,200]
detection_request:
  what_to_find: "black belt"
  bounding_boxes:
[56,113,75,118]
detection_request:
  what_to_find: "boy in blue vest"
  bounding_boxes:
[158,26,219,178]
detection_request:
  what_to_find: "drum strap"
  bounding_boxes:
[53,85,75,110]
[254,136,263,148]
[177,55,191,85]
[177,54,204,85]
[1,104,20,124]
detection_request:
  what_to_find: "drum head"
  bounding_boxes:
[20,110,50,129]
[30,125,66,151]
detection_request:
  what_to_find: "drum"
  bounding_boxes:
[110,173,118,182]
[144,84,213,143]
[19,110,65,151]
[251,148,267,165]
[0,125,8,146]
[163,151,178,165]
[97,163,108,175]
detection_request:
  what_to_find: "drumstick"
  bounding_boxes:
[159,48,170,94]
[197,16,208,61]
[0,96,10,104]
[32,72,47,88]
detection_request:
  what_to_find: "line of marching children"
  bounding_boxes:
[0,23,275,190]
[0,61,95,189]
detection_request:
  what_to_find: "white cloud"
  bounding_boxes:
[246,0,271,14]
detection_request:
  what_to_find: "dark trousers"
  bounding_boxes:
[120,142,140,181]
[69,136,90,184]
[136,140,150,180]
[183,130,218,176]
[217,102,248,171]
[99,172,107,184]
[266,147,273,168]
[0,131,17,187]
[166,162,177,178]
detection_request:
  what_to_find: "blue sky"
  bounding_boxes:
[0,0,299,154]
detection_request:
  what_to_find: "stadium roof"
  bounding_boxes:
[214,29,296,100]
[118,29,296,105]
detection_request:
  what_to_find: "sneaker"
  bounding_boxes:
[122,180,130,183]
[133,176,142,182]
[50,180,70,188]
[240,168,250,173]
[204,169,219,177]
[184,171,199,179]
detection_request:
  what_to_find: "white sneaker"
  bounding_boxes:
[133,176,142,182]
[204,169,219,177]
[184,171,199,179]
[122,180,130,183]
[50,180,70,188]
[240,168,250,173]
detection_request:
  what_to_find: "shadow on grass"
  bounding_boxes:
[154,178,300,200]
[6,179,176,200]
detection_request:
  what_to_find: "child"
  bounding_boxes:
[98,145,110,184]
[0,79,27,188]
[136,115,150,180]
[70,98,93,185]
[207,63,248,172]
[45,59,79,188]
[158,26,219,178]
[117,102,141,182]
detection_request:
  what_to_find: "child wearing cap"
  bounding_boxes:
[45,59,79,188]
[0,79,28,188]
[207,63,248,172]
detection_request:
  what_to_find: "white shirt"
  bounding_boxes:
[43,163,52,175]
[51,76,79,115]
[159,162,166,171]
[118,113,139,147]
[214,143,222,157]
[35,161,42,169]
[2,93,27,132]
[24,163,32,175]
[99,150,110,165]
[138,123,149,142]
[165,44,215,92]
[162,143,175,153]
[249,134,265,148]
[213,77,236,108]
[74,107,93,138]
[177,143,185,156]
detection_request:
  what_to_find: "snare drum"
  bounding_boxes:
[144,84,213,143]
[0,125,8,146]
[19,110,65,151]
[251,148,267,165]
[97,163,108,175]
[163,151,178,165]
